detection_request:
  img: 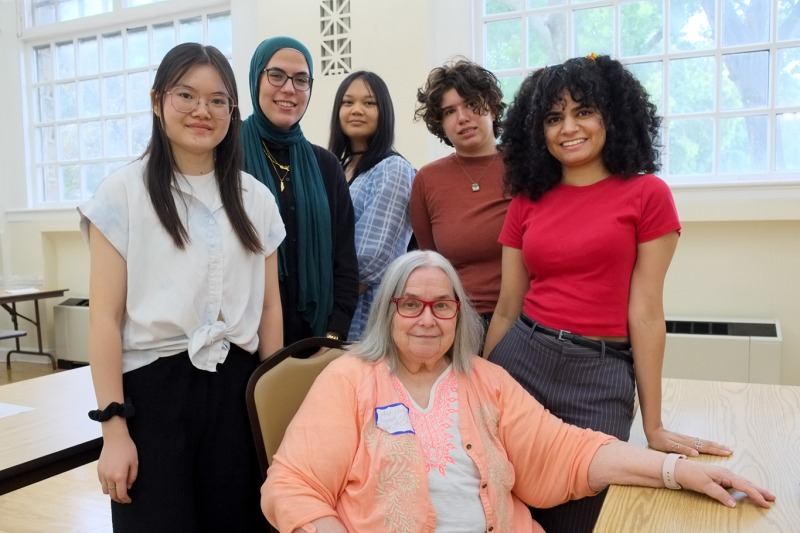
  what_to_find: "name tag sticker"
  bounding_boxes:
[375,403,414,435]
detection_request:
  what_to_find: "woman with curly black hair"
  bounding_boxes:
[410,59,512,332]
[484,55,732,533]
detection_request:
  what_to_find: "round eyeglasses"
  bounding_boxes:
[391,297,460,320]
[262,68,313,92]
[166,88,235,119]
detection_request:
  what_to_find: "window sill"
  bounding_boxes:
[671,182,800,222]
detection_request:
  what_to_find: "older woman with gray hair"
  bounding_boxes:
[262,251,774,533]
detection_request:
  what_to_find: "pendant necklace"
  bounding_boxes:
[454,151,498,192]
[261,140,290,192]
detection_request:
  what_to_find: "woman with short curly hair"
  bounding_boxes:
[410,59,511,333]
[484,55,732,532]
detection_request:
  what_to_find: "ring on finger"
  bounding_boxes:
[671,442,679,452]
[694,437,703,450]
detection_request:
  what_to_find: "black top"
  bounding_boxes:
[263,141,358,345]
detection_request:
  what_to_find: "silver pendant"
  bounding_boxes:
[471,183,480,192]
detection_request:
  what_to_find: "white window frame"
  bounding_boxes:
[19,0,231,207]
[474,0,800,221]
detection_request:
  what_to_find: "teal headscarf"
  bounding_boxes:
[241,36,333,337]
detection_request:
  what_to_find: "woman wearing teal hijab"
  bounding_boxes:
[242,36,358,348]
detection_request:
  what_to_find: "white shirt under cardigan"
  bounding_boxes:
[78,158,286,374]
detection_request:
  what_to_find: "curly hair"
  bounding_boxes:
[414,59,506,147]
[501,55,662,201]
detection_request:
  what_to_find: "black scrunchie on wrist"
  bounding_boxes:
[88,398,135,422]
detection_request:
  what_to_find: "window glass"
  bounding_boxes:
[721,51,768,110]
[620,0,663,57]
[667,118,714,175]
[669,0,715,52]
[527,12,567,67]
[23,3,232,204]
[777,46,800,107]
[485,19,523,70]
[776,113,800,171]
[719,115,768,174]
[573,7,614,56]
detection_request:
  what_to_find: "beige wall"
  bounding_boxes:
[2,0,799,384]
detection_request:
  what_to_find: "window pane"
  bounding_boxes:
[36,86,55,123]
[35,126,56,162]
[104,119,127,157]
[669,1,715,52]
[486,0,520,15]
[776,113,800,171]
[34,46,53,83]
[60,0,79,22]
[527,0,565,7]
[778,0,800,41]
[33,4,56,26]
[59,123,78,160]
[80,79,101,117]
[179,17,203,44]
[667,118,714,175]
[620,0,663,57]
[721,0,768,47]
[573,6,613,57]
[127,27,148,68]
[208,13,232,55]
[498,75,523,107]
[777,47,800,107]
[78,37,99,76]
[719,115,768,174]
[527,12,567,67]
[627,61,663,112]
[102,32,123,72]
[131,114,151,155]
[56,82,77,120]
[668,57,714,114]
[60,165,81,201]
[153,22,176,63]
[55,41,74,79]
[128,71,151,112]
[721,51,768,110]
[103,75,125,114]
[39,166,58,202]
[80,121,103,159]
[85,163,106,196]
[485,19,523,70]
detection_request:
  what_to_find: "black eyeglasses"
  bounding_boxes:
[261,68,313,92]
[391,297,460,320]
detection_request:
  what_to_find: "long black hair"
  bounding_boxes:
[328,71,398,179]
[502,55,661,201]
[144,42,262,253]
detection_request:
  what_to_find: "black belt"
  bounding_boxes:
[520,314,633,363]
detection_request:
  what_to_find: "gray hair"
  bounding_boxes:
[350,250,483,374]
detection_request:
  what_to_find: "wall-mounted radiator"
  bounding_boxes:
[663,318,782,384]
[54,297,90,365]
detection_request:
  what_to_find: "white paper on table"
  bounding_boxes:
[4,288,40,295]
[0,402,34,420]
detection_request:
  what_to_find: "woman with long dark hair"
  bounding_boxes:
[328,71,415,340]
[80,42,284,530]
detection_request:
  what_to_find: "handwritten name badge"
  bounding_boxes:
[375,403,414,435]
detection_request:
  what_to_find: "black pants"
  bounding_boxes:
[488,317,636,533]
[112,345,267,533]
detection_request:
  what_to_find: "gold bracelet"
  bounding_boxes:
[325,331,341,341]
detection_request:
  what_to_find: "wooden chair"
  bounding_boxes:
[245,336,346,480]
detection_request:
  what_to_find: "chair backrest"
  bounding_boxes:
[245,336,346,479]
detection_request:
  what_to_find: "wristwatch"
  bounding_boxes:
[325,331,341,341]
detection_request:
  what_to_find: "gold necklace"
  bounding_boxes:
[454,152,498,192]
[261,140,290,192]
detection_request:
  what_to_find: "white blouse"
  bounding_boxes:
[79,158,285,373]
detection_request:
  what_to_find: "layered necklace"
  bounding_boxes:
[261,140,290,192]
[454,151,498,192]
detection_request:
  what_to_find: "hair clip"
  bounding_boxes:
[586,53,598,61]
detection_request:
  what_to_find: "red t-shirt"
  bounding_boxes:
[499,174,680,336]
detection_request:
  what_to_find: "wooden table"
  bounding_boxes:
[595,378,800,532]
[1,288,68,369]
[0,366,102,495]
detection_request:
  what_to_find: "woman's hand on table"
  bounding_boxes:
[647,426,732,457]
[676,459,775,509]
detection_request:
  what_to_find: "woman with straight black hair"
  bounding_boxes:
[80,42,285,531]
[328,71,415,340]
